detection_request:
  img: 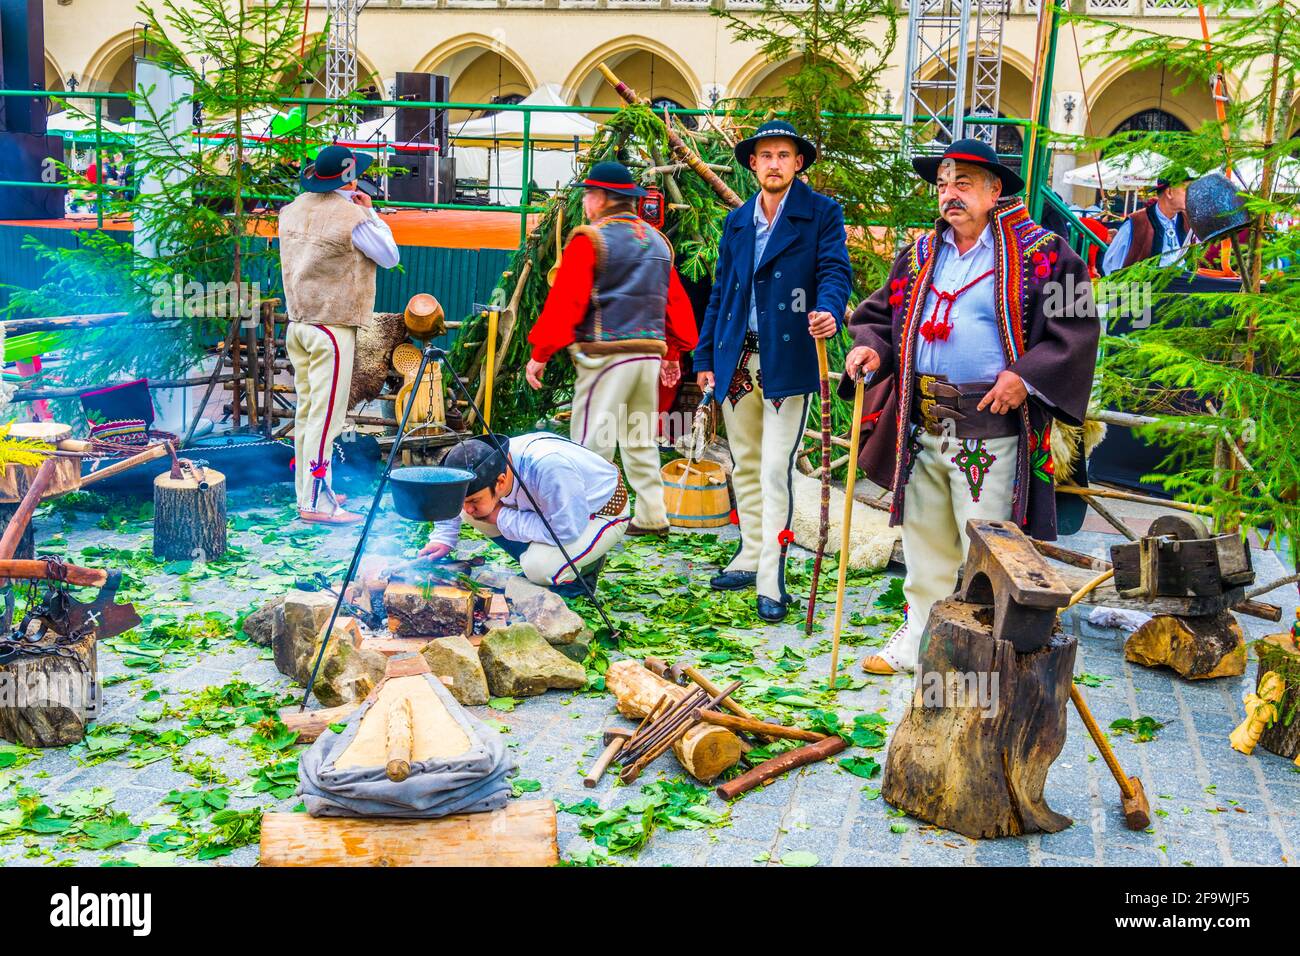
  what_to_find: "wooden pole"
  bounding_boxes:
[78,442,170,490]
[0,460,57,560]
[0,560,107,587]
[715,735,848,801]
[483,306,499,430]
[806,338,832,635]
[828,373,865,690]
[693,709,828,743]
[595,62,743,209]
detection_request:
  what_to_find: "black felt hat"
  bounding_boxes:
[442,434,511,496]
[911,138,1024,195]
[733,120,817,171]
[579,161,647,198]
[300,144,374,194]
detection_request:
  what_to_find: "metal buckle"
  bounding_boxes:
[918,374,937,397]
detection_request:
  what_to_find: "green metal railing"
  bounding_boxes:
[0,88,1101,257]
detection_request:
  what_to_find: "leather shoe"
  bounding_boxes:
[756,595,788,623]
[861,655,898,675]
[710,570,756,591]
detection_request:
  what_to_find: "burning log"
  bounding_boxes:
[384,583,474,638]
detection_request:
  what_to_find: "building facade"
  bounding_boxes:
[40,0,1254,202]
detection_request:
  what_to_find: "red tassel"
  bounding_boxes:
[728,508,739,525]
[778,529,795,547]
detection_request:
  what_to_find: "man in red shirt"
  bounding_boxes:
[526,161,698,536]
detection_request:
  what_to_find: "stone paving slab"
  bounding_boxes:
[0,484,1295,867]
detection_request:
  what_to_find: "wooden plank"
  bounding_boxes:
[281,704,355,743]
[360,635,432,658]
[258,801,559,867]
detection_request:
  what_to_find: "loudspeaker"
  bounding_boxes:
[394,72,449,152]
[0,131,65,218]
[385,152,456,206]
[0,0,46,135]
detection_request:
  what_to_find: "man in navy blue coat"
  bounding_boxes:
[694,120,853,622]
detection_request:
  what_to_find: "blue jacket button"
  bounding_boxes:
[774,271,782,279]
[782,333,790,342]
[777,302,786,311]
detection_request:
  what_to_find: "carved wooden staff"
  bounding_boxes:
[828,371,865,687]
[805,338,832,635]
[595,62,743,210]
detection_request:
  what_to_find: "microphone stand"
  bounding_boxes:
[299,343,620,710]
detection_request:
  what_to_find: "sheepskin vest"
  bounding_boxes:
[278,191,377,328]
[573,213,672,351]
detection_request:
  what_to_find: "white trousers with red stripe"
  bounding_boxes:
[464,504,630,586]
[286,321,356,513]
[568,350,668,531]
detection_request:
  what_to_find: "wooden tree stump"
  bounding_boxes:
[604,659,742,782]
[0,627,98,747]
[1255,633,1300,761]
[882,597,1075,839]
[153,469,227,562]
[1124,612,1246,679]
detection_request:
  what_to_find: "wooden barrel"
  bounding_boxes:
[661,458,730,529]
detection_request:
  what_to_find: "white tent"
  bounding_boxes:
[1219,157,1300,195]
[1062,151,1172,191]
[46,109,129,138]
[452,83,596,147]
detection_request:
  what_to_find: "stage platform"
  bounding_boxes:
[0,208,536,251]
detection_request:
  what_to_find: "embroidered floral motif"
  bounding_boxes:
[901,426,924,484]
[727,333,783,410]
[1030,424,1055,483]
[950,439,997,502]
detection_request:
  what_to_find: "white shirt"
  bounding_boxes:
[748,188,790,332]
[1100,203,1188,276]
[429,433,619,549]
[336,187,400,269]
[914,224,1005,384]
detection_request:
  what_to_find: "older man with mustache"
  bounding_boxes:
[842,139,1100,675]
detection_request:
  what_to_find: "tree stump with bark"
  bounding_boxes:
[0,626,98,747]
[882,597,1075,839]
[153,469,227,562]
[1124,612,1246,679]
[384,583,474,638]
[1255,633,1300,761]
[604,659,742,782]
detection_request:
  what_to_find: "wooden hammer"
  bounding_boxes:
[645,657,769,746]
[583,727,634,788]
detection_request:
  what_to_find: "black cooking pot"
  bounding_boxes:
[389,466,475,521]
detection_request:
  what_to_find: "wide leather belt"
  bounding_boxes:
[593,473,629,519]
[912,374,1019,439]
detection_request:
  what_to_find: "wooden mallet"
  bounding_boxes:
[583,727,634,788]
[1060,568,1151,830]
[828,370,866,691]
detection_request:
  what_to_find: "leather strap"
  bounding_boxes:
[913,374,1018,439]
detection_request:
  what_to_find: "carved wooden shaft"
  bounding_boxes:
[385,696,414,782]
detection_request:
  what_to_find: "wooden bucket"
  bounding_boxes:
[662,458,730,529]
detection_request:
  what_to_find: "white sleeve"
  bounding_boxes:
[352,211,401,269]
[494,459,588,546]
[428,515,462,549]
[1100,220,1131,276]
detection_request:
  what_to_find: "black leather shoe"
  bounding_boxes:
[710,570,757,591]
[625,523,670,537]
[756,595,789,622]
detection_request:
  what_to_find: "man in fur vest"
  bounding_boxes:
[279,145,400,524]
[1100,171,1195,275]
[843,139,1100,675]
[527,161,698,537]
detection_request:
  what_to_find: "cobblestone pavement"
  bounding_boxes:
[0,485,1296,867]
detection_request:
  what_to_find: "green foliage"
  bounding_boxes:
[1066,0,1300,548]
[558,777,730,860]
[1109,715,1165,743]
[1,0,339,395]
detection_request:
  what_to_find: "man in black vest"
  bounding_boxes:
[527,162,698,536]
[1100,172,1194,275]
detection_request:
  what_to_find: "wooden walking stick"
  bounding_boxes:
[828,371,865,688]
[805,338,832,635]
[1058,568,1151,830]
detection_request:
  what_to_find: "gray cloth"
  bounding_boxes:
[297,673,516,818]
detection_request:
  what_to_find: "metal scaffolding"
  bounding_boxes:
[901,0,1009,154]
[325,0,369,131]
